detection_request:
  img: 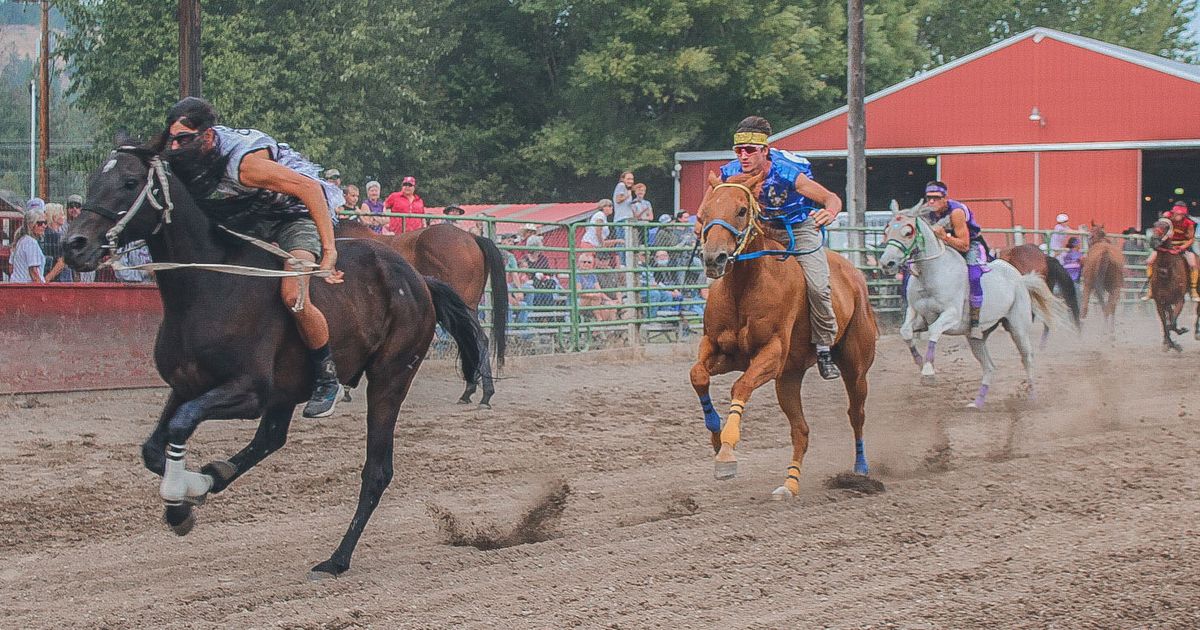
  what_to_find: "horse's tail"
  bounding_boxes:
[425,276,484,387]
[1095,254,1111,302]
[1021,273,1070,332]
[472,233,508,369]
[1043,255,1081,329]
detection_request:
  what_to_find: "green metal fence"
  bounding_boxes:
[339,210,1157,353]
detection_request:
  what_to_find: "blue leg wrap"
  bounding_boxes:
[854,438,869,476]
[699,394,722,433]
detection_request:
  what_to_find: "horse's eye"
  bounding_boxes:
[902,226,914,237]
[123,178,139,189]
[737,206,747,217]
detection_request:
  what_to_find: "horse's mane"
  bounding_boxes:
[723,171,766,196]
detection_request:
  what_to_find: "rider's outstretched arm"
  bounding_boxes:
[794,174,842,227]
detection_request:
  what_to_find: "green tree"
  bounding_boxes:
[919,0,1198,65]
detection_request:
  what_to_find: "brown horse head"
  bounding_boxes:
[697,170,766,278]
[1087,221,1108,246]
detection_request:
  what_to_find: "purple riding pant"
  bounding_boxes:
[965,241,987,309]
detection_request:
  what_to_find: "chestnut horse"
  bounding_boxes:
[337,221,507,407]
[690,171,878,499]
[999,243,1081,342]
[1148,219,1191,351]
[1080,223,1126,335]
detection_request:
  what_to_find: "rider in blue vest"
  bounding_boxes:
[719,116,844,380]
[161,97,347,418]
[924,181,987,339]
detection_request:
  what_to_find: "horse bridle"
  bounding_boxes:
[882,214,945,264]
[700,182,762,259]
[81,147,175,251]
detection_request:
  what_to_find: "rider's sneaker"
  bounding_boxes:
[816,350,841,380]
[303,378,344,418]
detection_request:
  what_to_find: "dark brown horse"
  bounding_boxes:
[999,243,1081,341]
[1080,223,1126,335]
[689,171,878,498]
[64,148,483,577]
[1148,220,1191,351]
[337,220,507,407]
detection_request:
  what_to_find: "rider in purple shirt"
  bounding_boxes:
[925,181,988,339]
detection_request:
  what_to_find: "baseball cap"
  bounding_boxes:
[521,223,537,232]
[323,168,341,179]
[1055,213,1069,223]
[402,176,417,185]
[67,194,83,206]
[27,197,45,212]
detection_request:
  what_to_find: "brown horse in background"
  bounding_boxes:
[999,243,1082,342]
[1080,223,1126,335]
[1148,219,1191,352]
[689,171,878,499]
[338,221,507,407]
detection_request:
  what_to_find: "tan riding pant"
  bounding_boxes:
[768,219,837,347]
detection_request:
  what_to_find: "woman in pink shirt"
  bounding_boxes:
[384,176,426,233]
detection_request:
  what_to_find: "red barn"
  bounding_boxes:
[675,27,1200,232]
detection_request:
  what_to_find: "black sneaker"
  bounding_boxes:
[816,350,841,380]
[303,378,344,418]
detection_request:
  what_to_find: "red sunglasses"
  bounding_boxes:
[733,145,763,155]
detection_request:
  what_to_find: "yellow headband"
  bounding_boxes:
[733,131,769,146]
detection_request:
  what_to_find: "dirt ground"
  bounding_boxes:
[2,313,1198,629]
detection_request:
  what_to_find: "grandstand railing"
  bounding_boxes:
[339,211,1156,352]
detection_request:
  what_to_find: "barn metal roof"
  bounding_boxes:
[676,27,1200,162]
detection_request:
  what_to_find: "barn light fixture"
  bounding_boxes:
[1175,187,1185,195]
[1028,107,1046,126]
[925,157,937,166]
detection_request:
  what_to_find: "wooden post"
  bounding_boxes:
[846,0,867,266]
[36,0,50,198]
[178,0,202,97]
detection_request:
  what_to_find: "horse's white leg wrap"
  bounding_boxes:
[160,443,213,502]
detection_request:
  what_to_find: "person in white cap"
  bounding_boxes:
[1049,213,1071,256]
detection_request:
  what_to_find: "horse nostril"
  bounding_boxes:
[714,253,729,268]
[66,235,88,254]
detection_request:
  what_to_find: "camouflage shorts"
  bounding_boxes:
[241,216,322,259]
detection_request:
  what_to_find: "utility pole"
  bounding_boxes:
[846,0,867,266]
[36,0,50,198]
[178,0,202,97]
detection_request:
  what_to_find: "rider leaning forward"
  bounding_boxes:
[1144,201,1200,301]
[924,181,988,339]
[719,116,843,380]
[160,97,347,418]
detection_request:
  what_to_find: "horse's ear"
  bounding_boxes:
[707,171,721,187]
[889,199,899,213]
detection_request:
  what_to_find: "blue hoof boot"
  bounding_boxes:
[854,460,870,476]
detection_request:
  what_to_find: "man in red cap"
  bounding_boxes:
[1145,201,1199,300]
[385,176,426,233]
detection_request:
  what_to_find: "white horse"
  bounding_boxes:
[878,205,1064,408]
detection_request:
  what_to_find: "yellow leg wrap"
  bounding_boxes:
[784,462,802,496]
[1191,268,1199,298]
[721,399,745,448]
[1144,266,1154,300]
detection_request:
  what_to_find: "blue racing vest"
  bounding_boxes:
[720,148,820,226]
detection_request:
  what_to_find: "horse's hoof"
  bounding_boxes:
[966,401,980,409]
[308,559,346,580]
[476,403,492,411]
[714,460,738,480]
[341,390,352,403]
[163,503,196,536]
[920,374,937,386]
[770,485,796,500]
[854,463,870,476]
[456,398,471,405]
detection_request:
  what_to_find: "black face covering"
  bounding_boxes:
[165,137,228,200]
